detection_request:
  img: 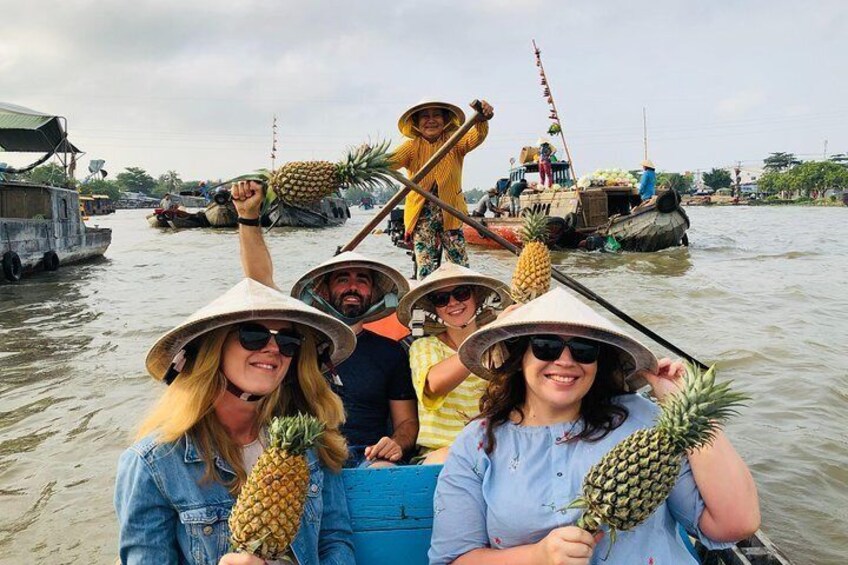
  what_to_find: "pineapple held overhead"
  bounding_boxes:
[568,364,748,540]
[510,212,552,303]
[241,142,396,207]
[229,414,325,559]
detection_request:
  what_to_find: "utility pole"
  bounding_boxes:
[823,139,828,160]
[734,161,742,198]
[643,107,648,161]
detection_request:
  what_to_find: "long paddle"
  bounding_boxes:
[337,99,486,254]
[386,170,708,370]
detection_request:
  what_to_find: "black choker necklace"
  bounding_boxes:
[226,380,265,402]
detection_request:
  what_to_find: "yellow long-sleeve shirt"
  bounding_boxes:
[390,121,489,233]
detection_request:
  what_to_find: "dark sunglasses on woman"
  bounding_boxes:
[238,323,302,357]
[529,335,601,364]
[430,285,474,308]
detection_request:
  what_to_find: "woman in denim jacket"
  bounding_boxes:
[115,279,358,565]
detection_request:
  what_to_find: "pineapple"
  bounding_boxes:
[229,414,325,559]
[567,364,747,542]
[510,212,552,303]
[268,142,395,206]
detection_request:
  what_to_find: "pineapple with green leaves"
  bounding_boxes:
[229,414,325,559]
[568,364,747,541]
[510,212,552,303]
[237,141,395,207]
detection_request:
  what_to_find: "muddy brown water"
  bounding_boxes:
[0,206,846,564]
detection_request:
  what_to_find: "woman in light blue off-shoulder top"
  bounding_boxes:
[431,288,760,565]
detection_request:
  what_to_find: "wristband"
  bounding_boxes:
[237,216,261,226]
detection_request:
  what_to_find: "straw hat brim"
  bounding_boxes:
[396,267,512,333]
[641,160,655,169]
[146,279,357,381]
[398,100,465,138]
[291,252,410,324]
[458,288,656,390]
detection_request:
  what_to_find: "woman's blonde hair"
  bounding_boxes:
[137,324,347,493]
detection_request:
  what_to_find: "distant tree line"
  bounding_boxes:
[17,164,211,201]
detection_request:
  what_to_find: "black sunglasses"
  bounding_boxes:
[237,323,302,357]
[430,285,474,308]
[529,335,601,364]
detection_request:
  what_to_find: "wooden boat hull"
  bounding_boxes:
[267,196,350,228]
[146,208,210,229]
[1,182,112,282]
[203,200,238,227]
[600,206,690,252]
[463,189,689,252]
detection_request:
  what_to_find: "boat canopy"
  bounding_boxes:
[0,102,80,153]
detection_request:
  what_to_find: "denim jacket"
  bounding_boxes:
[114,433,355,565]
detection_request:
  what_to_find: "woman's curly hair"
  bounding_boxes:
[478,337,631,454]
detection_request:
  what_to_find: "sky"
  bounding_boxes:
[2,0,846,189]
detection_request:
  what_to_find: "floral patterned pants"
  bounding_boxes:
[412,198,469,279]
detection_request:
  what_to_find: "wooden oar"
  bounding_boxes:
[337,99,486,254]
[386,170,708,370]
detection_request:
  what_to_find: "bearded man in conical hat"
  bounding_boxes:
[391,99,495,280]
[229,184,420,469]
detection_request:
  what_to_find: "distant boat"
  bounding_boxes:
[265,194,350,228]
[464,162,689,252]
[0,102,111,282]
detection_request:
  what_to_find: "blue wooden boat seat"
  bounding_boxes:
[341,465,701,564]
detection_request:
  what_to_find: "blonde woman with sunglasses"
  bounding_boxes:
[114,279,357,565]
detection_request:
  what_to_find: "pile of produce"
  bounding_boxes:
[576,168,638,190]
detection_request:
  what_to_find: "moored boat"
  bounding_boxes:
[0,102,112,282]
[464,161,689,252]
[266,194,350,228]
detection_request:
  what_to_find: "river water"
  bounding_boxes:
[0,206,846,564]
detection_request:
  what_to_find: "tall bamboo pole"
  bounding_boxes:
[533,40,577,182]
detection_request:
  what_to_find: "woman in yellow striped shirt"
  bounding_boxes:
[391,99,494,279]
[397,262,512,464]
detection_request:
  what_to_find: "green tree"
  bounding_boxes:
[763,152,801,172]
[755,161,848,199]
[657,172,693,194]
[116,167,156,194]
[154,170,183,197]
[24,163,67,186]
[81,178,122,200]
[464,187,486,203]
[702,168,732,190]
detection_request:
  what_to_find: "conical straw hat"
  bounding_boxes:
[146,279,356,381]
[641,159,655,169]
[397,262,512,333]
[458,287,656,390]
[398,99,465,138]
[291,252,410,324]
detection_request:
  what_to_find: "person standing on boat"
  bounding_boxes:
[115,279,357,565]
[508,178,528,217]
[637,159,657,205]
[159,193,176,211]
[230,181,420,469]
[429,288,760,564]
[396,263,512,464]
[538,138,556,188]
[390,99,495,279]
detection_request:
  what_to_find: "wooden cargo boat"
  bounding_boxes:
[266,194,350,228]
[464,162,689,252]
[0,103,112,282]
[341,465,792,565]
